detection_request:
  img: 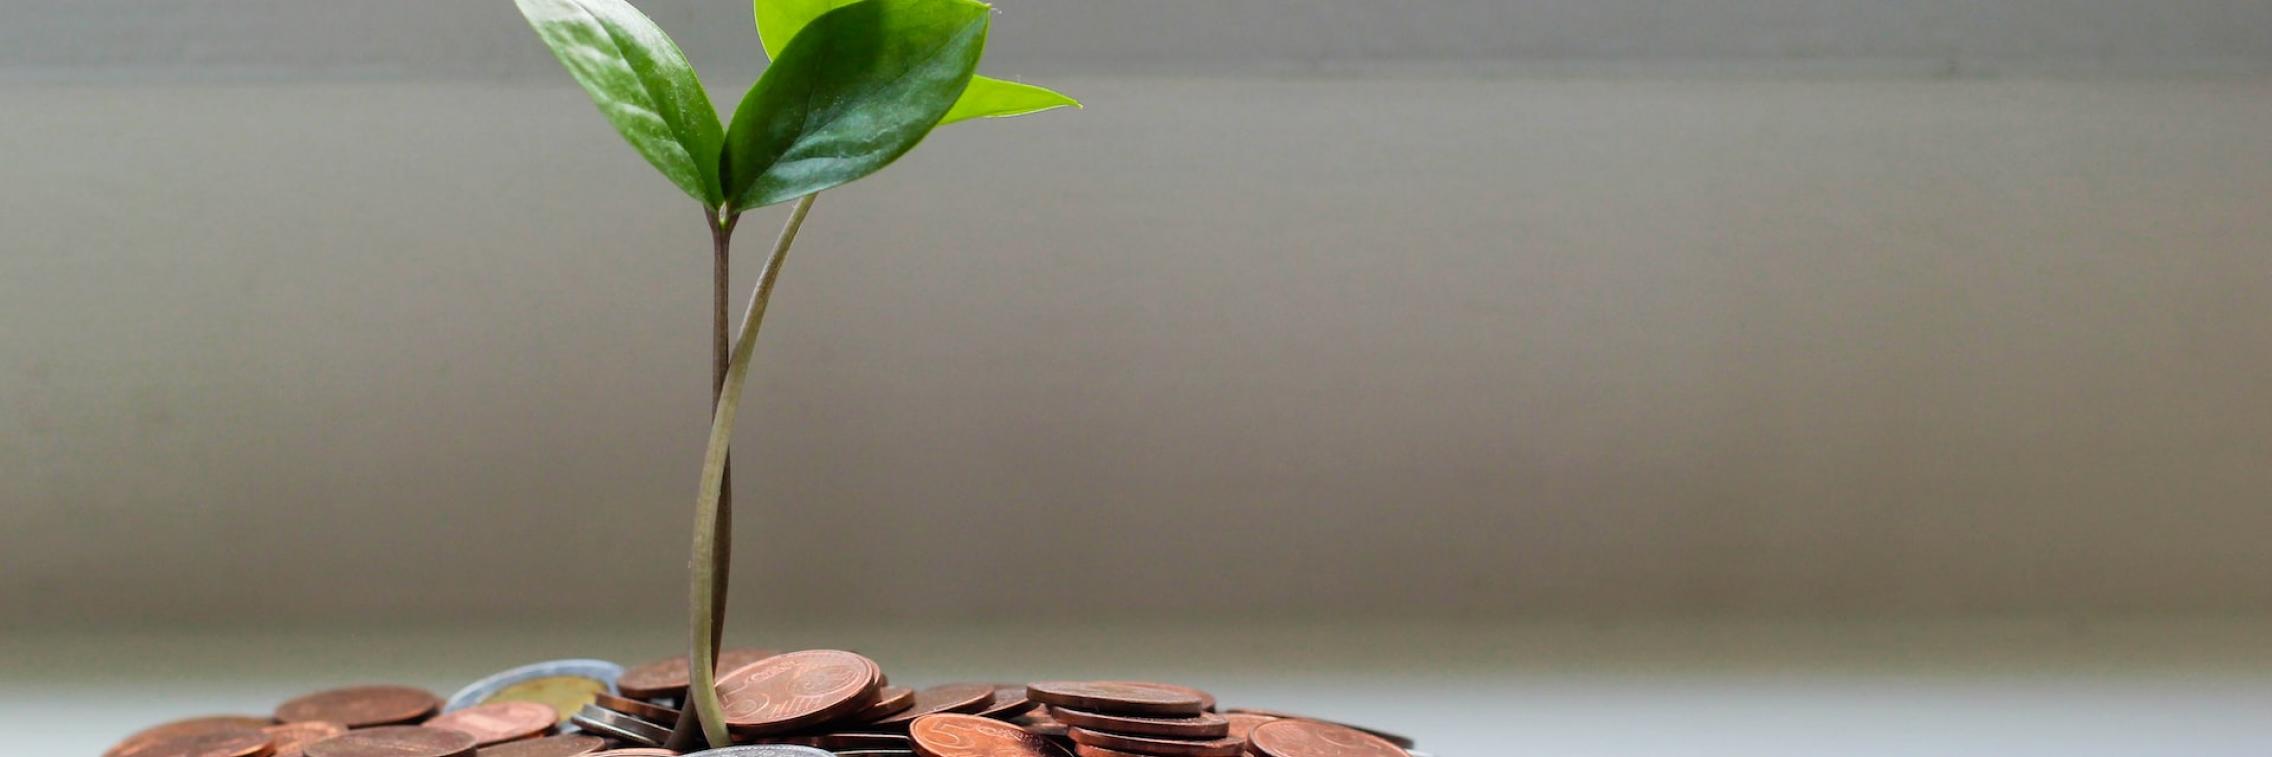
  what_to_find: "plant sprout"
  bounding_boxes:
[512,0,1076,748]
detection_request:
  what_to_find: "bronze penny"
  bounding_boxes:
[1218,713,1277,742]
[715,649,881,736]
[1066,727,1243,757]
[584,750,677,757]
[850,685,916,722]
[908,713,1070,757]
[109,716,277,757]
[1071,747,1152,757]
[975,684,1038,719]
[262,721,347,757]
[1046,707,1229,739]
[276,685,442,728]
[870,683,996,726]
[424,701,557,746]
[614,647,779,700]
[1244,720,1405,757]
[592,692,681,724]
[114,728,274,757]
[303,726,477,757]
[1220,711,1411,749]
[777,732,914,750]
[473,734,608,757]
[1025,682,1208,718]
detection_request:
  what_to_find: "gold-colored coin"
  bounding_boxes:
[482,676,607,724]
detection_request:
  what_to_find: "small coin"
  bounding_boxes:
[1046,707,1229,739]
[715,650,881,736]
[1219,712,1277,742]
[568,705,670,747]
[592,692,682,724]
[680,747,836,757]
[425,701,558,746]
[1025,682,1208,718]
[447,660,626,725]
[870,683,996,726]
[974,684,1038,719]
[108,716,277,757]
[473,734,608,757]
[908,713,1070,757]
[1071,747,1152,757]
[586,751,679,757]
[773,732,911,750]
[850,686,917,722]
[303,726,478,757]
[276,685,442,728]
[1221,710,1412,749]
[1244,720,1406,757]
[615,647,781,700]
[1066,727,1243,757]
[263,721,348,757]
[112,728,273,757]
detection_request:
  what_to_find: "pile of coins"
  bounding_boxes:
[102,649,1423,757]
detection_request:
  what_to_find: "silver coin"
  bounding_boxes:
[681,747,837,757]
[444,658,625,712]
[570,704,670,746]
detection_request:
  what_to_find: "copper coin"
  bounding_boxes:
[775,732,913,750]
[474,734,608,757]
[1066,727,1242,757]
[1071,747,1152,757]
[1046,707,1229,740]
[109,717,278,757]
[1244,720,1405,757]
[975,685,1038,719]
[715,650,881,735]
[263,722,348,757]
[614,647,780,700]
[1218,713,1277,742]
[303,726,477,757]
[1007,708,1068,738]
[114,728,274,757]
[425,701,557,746]
[870,683,996,726]
[584,751,677,757]
[593,692,682,724]
[1220,711,1410,749]
[276,685,442,728]
[1025,683,1207,718]
[908,713,1070,757]
[850,686,916,722]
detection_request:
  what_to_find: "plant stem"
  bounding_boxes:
[684,193,819,749]
[666,208,741,749]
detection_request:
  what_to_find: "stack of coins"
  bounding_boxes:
[102,651,1422,757]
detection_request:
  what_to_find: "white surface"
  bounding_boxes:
[10,620,2272,756]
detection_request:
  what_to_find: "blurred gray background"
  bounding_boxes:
[5,3,2272,754]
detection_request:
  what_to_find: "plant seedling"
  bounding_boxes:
[512,0,1075,748]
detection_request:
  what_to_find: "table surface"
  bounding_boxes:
[11,619,2272,756]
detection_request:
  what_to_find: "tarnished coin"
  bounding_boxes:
[908,714,1070,757]
[593,692,681,724]
[1220,712,1278,742]
[567,705,669,747]
[870,683,996,726]
[276,685,442,728]
[1222,710,1412,749]
[715,650,881,735]
[425,701,557,746]
[680,747,835,757]
[473,734,607,757]
[615,648,780,700]
[1245,720,1406,757]
[108,716,277,757]
[1025,682,1208,717]
[262,721,348,757]
[1066,727,1244,757]
[773,732,911,750]
[303,726,478,757]
[851,686,917,722]
[586,751,679,757]
[1046,707,1229,739]
[447,660,625,725]
[974,684,1038,719]
[1070,747,1151,757]
[113,728,273,757]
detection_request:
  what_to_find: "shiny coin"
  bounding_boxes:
[974,684,1038,719]
[870,683,996,726]
[1245,720,1406,757]
[1219,712,1277,742]
[908,714,1070,757]
[108,716,277,757]
[276,685,442,728]
[1025,682,1208,718]
[263,721,347,757]
[615,647,780,701]
[304,726,478,757]
[473,734,608,757]
[715,650,882,736]
[1066,727,1243,757]
[1221,710,1412,749]
[1047,707,1229,739]
[113,728,272,757]
[850,686,916,722]
[593,692,681,724]
[567,705,669,746]
[425,701,557,746]
[447,660,625,725]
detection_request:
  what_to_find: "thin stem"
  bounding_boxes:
[685,193,819,749]
[666,208,741,749]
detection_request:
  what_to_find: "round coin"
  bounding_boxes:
[586,751,679,757]
[1221,710,1412,749]
[1006,709,1067,738]
[870,683,995,726]
[474,734,607,757]
[908,714,1070,757]
[425,701,557,746]
[593,692,681,723]
[1220,712,1278,742]
[851,686,916,722]
[974,684,1038,719]
[775,732,911,750]
[715,650,881,735]
[263,721,348,757]
[303,726,478,757]
[1245,720,1406,757]
[681,747,836,757]
[276,685,442,728]
[109,716,277,757]
[567,705,668,746]
[1046,707,1229,739]
[1071,747,1151,757]
[1025,682,1208,718]
[447,660,625,725]
[114,728,273,757]
[1066,727,1243,757]
[614,647,780,700]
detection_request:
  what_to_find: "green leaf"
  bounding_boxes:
[755,0,859,60]
[940,75,1080,125]
[515,0,725,205]
[721,0,990,210]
